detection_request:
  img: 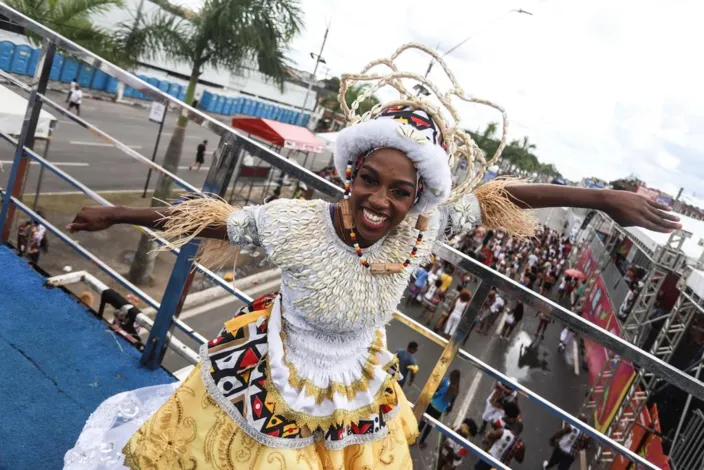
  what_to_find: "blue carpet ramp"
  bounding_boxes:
[0,246,175,469]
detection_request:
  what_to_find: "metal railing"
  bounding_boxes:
[1,4,703,468]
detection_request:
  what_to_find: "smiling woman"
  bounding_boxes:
[65,43,680,470]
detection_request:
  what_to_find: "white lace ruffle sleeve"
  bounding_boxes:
[225,205,261,247]
[436,193,482,241]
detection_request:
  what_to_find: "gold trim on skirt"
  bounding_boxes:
[123,366,418,470]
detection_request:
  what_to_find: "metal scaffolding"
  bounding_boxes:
[580,214,696,467]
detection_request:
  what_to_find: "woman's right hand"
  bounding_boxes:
[67,206,119,233]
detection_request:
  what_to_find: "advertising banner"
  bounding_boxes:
[577,249,637,432]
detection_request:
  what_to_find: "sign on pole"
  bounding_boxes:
[149,101,166,123]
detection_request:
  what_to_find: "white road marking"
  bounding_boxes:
[0,160,89,167]
[177,166,211,171]
[161,133,203,140]
[69,141,143,149]
[453,369,485,428]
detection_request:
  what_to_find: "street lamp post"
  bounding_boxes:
[297,25,330,126]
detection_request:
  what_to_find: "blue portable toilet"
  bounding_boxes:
[241,98,252,115]
[280,109,289,123]
[222,97,233,115]
[168,82,181,98]
[232,97,243,115]
[105,75,119,94]
[214,95,225,114]
[124,86,135,98]
[60,57,79,83]
[199,90,213,110]
[290,111,300,124]
[253,101,264,117]
[178,87,185,101]
[146,76,159,89]
[77,63,95,87]
[263,104,273,119]
[10,44,32,75]
[90,69,108,90]
[270,106,280,121]
[0,41,14,71]
[301,113,310,127]
[27,48,41,76]
[49,53,64,81]
[157,80,170,93]
[133,74,151,100]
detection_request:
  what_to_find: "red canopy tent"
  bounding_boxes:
[231,117,325,153]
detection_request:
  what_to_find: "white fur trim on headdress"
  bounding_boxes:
[335,119,452,215]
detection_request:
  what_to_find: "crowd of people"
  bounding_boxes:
[403,224,596,469]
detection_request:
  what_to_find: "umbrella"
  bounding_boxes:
[564,268,585,280]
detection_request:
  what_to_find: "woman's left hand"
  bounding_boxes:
[601,190,682,233]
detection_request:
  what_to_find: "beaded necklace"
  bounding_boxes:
[334,199,428,274]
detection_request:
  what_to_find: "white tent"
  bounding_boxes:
[687,268,704,298]
[624,212,704,267]
[316,131,338,153]
[0,83,58,139]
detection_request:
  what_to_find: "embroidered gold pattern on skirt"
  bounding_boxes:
[122,366,416,469]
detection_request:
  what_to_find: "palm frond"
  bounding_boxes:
[114,10,194,66]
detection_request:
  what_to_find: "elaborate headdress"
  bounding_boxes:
[334,43,509,215]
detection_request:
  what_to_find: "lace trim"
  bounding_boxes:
[282,329,384,404]
[263,354,397,430]
[199,344,317,450]
[226,207,260,247]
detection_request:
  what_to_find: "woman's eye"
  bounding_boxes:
[360,174,375,185]
[393,188,411,198]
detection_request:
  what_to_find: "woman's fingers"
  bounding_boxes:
[642,208,679,233]
[647,198,673,212]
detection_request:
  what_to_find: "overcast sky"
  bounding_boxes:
[179,0,703,199]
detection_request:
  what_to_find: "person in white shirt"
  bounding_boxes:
[543,414,591,470]
[528,253,539,267]
[67,78,77,103]
[478,291,505,335]
[443,290,471,337]
[68,85,83,116]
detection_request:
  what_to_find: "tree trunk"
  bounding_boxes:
[127,65,200,285]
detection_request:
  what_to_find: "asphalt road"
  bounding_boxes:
[160,277,589,470]
[0,89,333,195]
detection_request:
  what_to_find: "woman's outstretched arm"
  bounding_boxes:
[504,184,682,233]
[67,206,228,239]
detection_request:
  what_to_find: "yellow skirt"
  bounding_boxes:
[122,365,418,470]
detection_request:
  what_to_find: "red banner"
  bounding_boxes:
[577,248,636,432]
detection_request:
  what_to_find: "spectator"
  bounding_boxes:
[500,301,524,340]
[407,263,431,306]
[67,85,83,116]
[421,278,445,325]
[396,341,419,388]
[419,370,461,449]
[443,289,472,337]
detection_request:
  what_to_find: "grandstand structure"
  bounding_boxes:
[0,4,702,468]
[577,210,704,469]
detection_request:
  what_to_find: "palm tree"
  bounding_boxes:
[127,0,303,284]
[5,0,123,60]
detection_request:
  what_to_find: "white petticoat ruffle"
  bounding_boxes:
[63,382,179,470]
[268,298,396,418]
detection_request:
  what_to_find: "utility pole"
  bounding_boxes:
[297,24,329,126]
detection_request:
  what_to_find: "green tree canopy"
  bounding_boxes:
[126,0,304,284]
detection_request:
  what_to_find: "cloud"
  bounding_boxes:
[180,0,704,199]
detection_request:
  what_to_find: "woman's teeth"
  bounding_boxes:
[363,209,388,226]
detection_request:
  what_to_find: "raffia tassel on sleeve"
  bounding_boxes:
[473,177,539,239]
[153,196,240,271]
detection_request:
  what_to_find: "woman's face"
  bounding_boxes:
[349,148,417,246]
